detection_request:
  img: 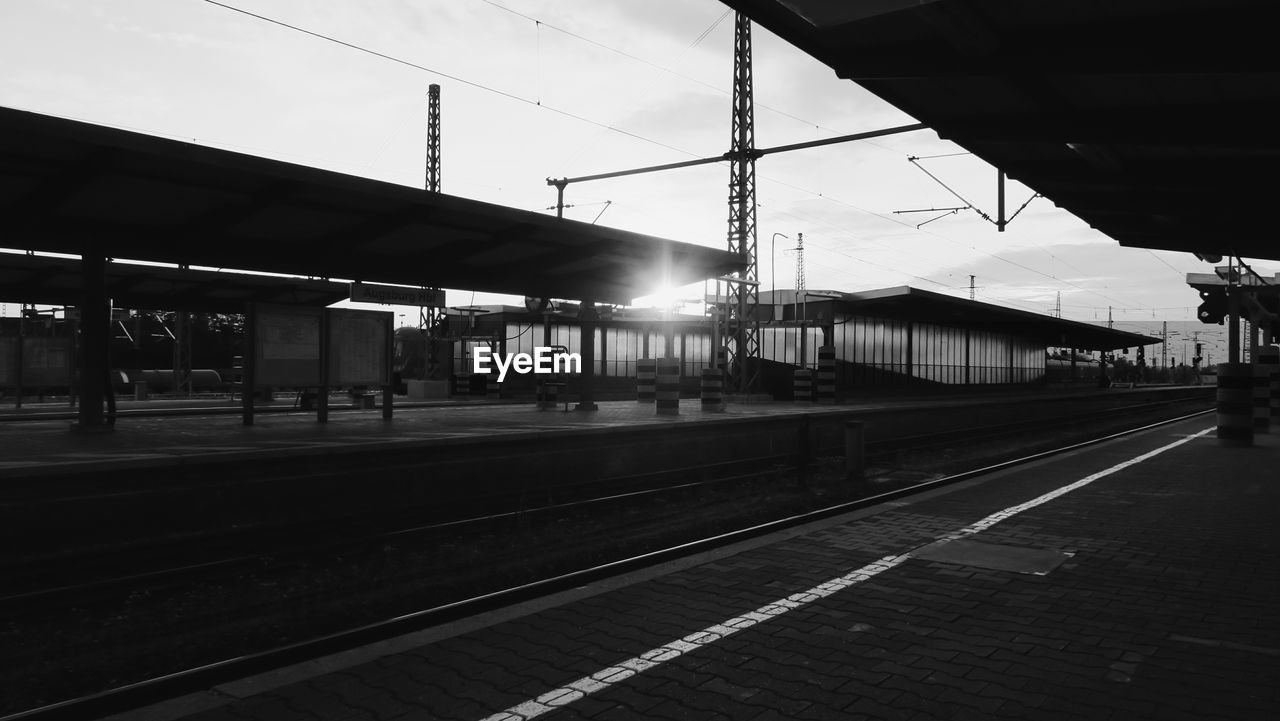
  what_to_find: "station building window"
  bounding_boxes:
[835,316,909,379]
[603,327,641,377]
[912,323,966,384]
[681,331,711,377]
[761,325,824,367]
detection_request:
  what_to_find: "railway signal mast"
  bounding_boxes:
[541,15,926,395]
[426,84,442,193]
[723,12,761,395]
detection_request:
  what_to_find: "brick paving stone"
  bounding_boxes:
[835,680,903,707]
[537,695,624,721]
[181,707,258,721]
[222,697,311,721]
[644,678,748,720]
[345,691,423,721]
[844,696,917,720]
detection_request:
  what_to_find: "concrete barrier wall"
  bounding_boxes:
[2,386,1214,555]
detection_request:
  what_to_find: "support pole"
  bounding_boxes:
[576,299,598,411]
[1228,257,1240,364]
[997,169,1007,232]
[242,305,256,426]
[76,252,109,431]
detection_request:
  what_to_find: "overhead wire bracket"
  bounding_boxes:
[904,156,1041,231]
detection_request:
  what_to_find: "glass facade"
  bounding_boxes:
[836,317,910,377]
[761,326,825,368]
[911,322,966,384]
[763,315,1046,386]
[454,308,1047,386]
[456,320,710,379]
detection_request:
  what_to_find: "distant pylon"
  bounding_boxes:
[795,233,806,296]
[426,84,441,192]
[725,12,759,395]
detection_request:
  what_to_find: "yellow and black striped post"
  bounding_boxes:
[537,380,559,410]
[1258,347,1280,430]
[701,367,724,412]
[816,346,836,404]
[656,358,680,416]
[1217,362,1254,446]
[636,358,656,403]
[793,368,813,403]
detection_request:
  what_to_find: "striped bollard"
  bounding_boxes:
[1216,362,1254,447]
[793,369,813,403]
[816,345,836,405]
[1259,348,1280,427]
[656,358,680,416]
[538,381,558,411]
[701,367,724,412]
[1254,363,1274,434]
[636,358,657,403]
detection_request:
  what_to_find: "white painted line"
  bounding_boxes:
[477,426,1214,721]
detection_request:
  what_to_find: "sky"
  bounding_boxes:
[0,0,1268,362]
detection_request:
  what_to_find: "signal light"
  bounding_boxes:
[1197,288,1228,325]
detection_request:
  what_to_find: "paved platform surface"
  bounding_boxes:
[0,396,828,475]
[100,414,1277,721]
[0,386,1203,477]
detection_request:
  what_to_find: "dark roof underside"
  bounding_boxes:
[720,0,1280,261]
[0,107,744,307]
[0,253,348,313]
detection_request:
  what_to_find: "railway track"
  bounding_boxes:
[1,398,1211,719]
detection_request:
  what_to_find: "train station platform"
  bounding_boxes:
[0,386,1209,478]
[89,413,1275,721]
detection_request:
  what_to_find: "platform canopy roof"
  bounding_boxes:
[766,287,1160,351]
[0,252,349,314]
[720,0,1280,261]
[0,106,744,308]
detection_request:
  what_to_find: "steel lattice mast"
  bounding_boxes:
[426,83,441,192]
[725,12,759,394]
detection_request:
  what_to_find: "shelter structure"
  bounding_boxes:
[0,106,744,427]
[757,287,1157,394]
[717,0,1280,263]
[412,288,1157,401]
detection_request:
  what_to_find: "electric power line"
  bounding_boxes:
[203,0,700,160]
[203,0,1183,318]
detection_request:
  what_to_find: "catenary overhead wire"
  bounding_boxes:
[478,3,836,134]
[202,0,700,160]
[754,204,1065,315]
[755,173,1128,308]
[1144,249,1190,279]
[756,169,1166,314]
[205,0,1175,317]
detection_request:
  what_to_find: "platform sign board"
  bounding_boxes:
[349,283,445,308]
[327,308,391,386]
[253,304,323,386]
[0,337,16,386]
[21,337,74,386]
